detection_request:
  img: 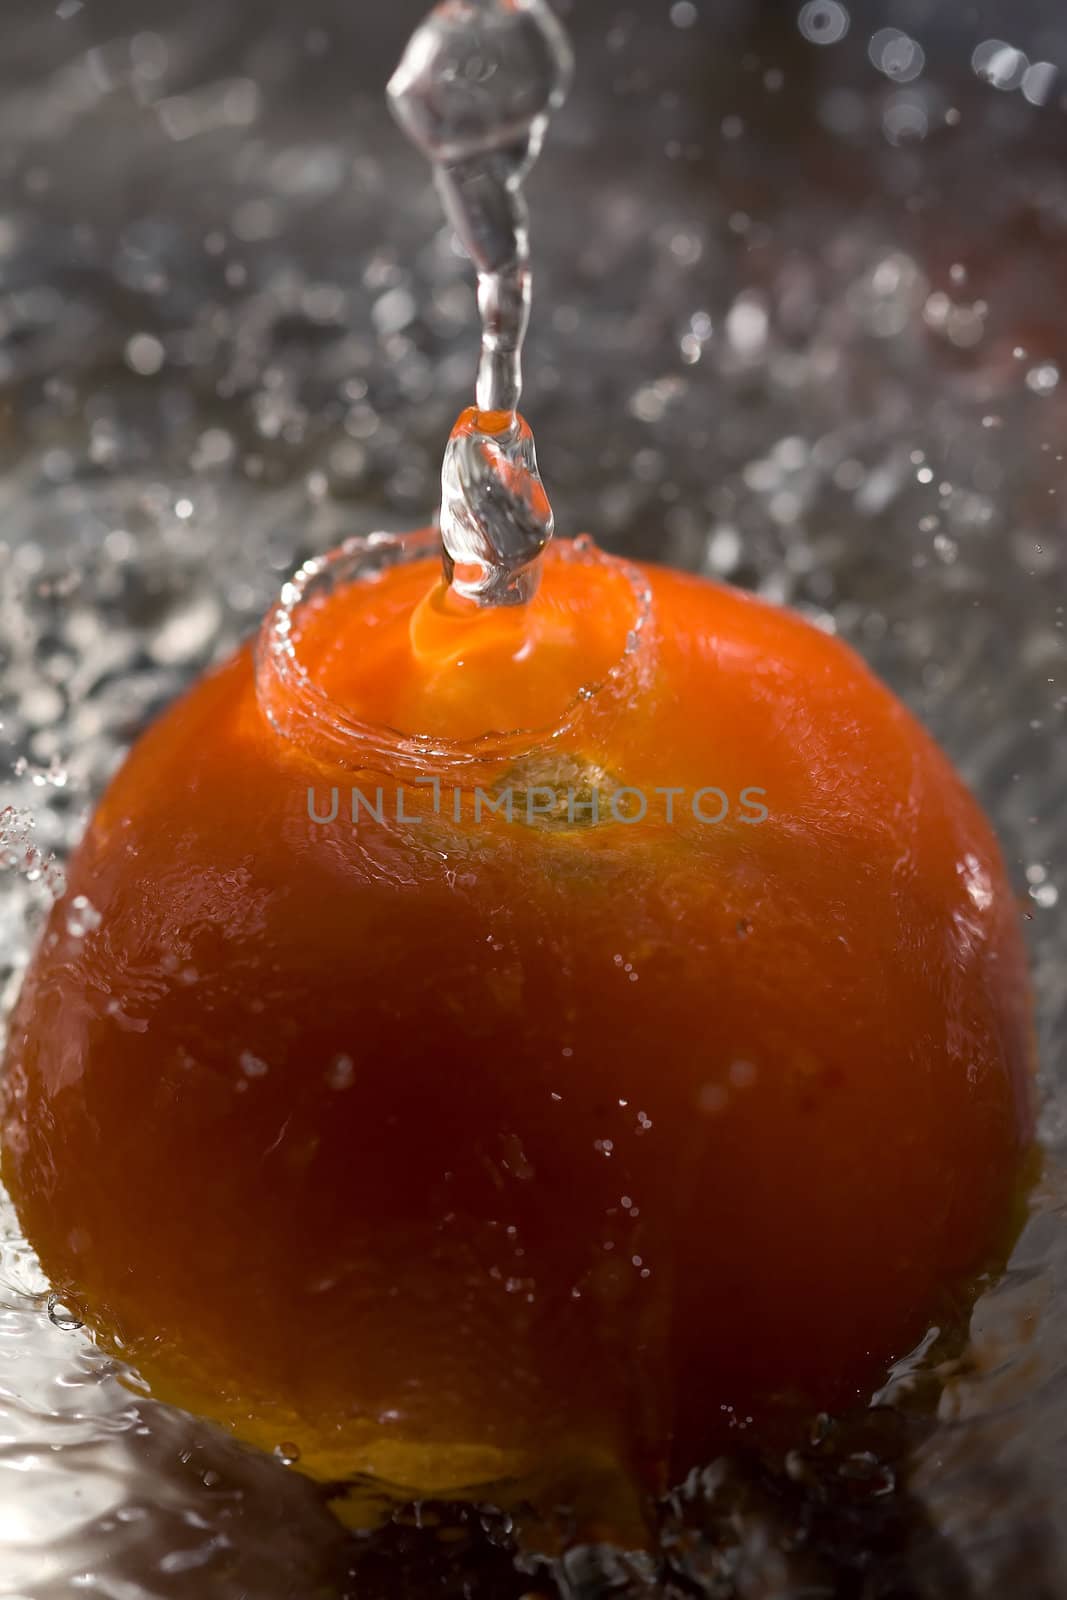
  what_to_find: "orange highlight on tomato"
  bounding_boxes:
[0,535,1033,1539]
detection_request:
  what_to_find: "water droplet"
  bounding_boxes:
[1021,60,1058,105]
[958,853,993,912]
[972,40,1028,90]
[47,1294,83,1332]
[670,1,698,28]
[869,29,925,83]
[797,2,850,47]
[1026,362,1060,395]
[726,291,769,357]
[66,894,102,938]
[124,332,165,376]
[149,592,221,666]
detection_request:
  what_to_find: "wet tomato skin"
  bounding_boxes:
[0,549,1033,1510]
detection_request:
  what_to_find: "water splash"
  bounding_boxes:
[389,0,573,605]
[0,806,66,900]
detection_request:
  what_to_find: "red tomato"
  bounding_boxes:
[0,536,1033,1535]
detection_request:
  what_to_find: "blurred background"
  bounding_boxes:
[0,1,1065,1596]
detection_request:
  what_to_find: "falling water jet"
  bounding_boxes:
[388,0,573,606]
